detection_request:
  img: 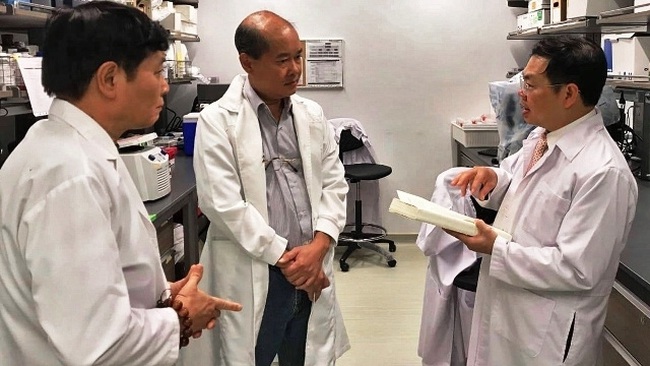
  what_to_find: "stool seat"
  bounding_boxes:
[344,163,392,182]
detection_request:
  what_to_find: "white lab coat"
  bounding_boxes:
[328,118,383,231]
[0,99,179,365]
[467,110,638,366]
[180,74,350,366]
[416,167,477,366]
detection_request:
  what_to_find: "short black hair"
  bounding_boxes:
[234,21,270,60]
[42,1,169,101]
[531,36,606,107]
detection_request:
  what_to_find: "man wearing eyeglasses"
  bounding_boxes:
[446,36,638,365]
[183,10,349,366]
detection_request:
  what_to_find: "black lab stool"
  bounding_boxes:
[337,129,396,272]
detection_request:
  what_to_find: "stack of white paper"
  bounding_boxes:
[389,190,511,241]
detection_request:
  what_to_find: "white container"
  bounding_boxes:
[0,54,15,86]
[517,12,532,30]
[529,9,551,28]
[635,0,650,12]
[174,4,198,23]
[451,123,500,148]
[602,34,650,77]
[551,0,567,23]
[160,12,183,32]
[566,0,633,19]
[181,20,198,36]
[529,0,550,12]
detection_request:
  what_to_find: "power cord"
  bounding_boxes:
[164,107,183,133]
[606,93,640,173]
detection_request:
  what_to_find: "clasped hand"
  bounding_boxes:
[276,235,330,302]
[170,264,242,337]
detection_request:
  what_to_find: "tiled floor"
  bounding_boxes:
[334,242,427,366]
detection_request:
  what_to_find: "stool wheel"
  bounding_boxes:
[388,259,397,268]
[340,261,350,272]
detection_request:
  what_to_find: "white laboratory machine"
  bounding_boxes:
[120,146,171,201]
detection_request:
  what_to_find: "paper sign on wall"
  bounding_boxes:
[16,57,53,117]
[299,39,344,89]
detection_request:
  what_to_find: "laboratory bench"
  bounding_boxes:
[144,153,207,280]
[604,180,650,366]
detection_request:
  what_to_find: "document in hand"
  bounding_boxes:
[388,190,512,241]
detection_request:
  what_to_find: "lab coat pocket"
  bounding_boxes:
[521,182,570,246]
[493,286,556,357]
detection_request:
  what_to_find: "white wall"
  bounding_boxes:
[189,0,531,234]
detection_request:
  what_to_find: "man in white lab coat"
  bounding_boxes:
[181,10,349,366]
[0,3,241,365]
[448,36,638,365]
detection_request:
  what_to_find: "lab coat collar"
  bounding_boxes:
[221,74,305,113]
[546,108,596,150]
[242,77,293,119]
[48,98,118,161]
[525,108,602,164]
[553,108,603,162]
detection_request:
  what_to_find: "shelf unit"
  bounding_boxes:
[0,90,12,99]
[168,30,200,43]
[0,99,32,117]
[507,6,650,42]
[0,3,50,30]
[508,17,601,40]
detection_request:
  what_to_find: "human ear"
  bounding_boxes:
[563,83,581,108]
[95,61,120,99]
[239,53,254,73]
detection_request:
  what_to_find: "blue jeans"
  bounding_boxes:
[255,265,313,366]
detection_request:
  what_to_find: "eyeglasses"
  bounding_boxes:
[263,156,301,172]
[519,77,566,93]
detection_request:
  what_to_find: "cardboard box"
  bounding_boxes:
[160,250,176,281]
[160,12,183,32]
[551,0,567,23]
[602,34,650,77]
[174,4,198,23]
[517,12,532,30]
[529,9,551,27]
[566,0,633,19]
[181,20,198,36]
[157,219,174,257]
[529,0,551,12]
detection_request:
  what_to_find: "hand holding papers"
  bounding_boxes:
[389,190,512,241]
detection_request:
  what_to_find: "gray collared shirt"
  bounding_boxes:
[243,78,313,248]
